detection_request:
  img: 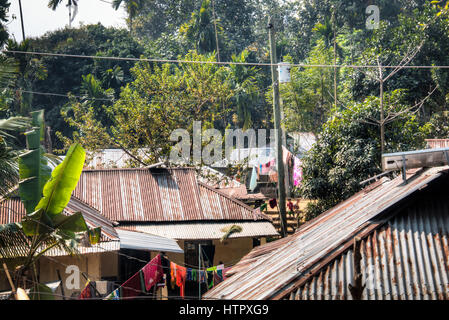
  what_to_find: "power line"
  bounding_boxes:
[8,88,115,101]
[3,84,271,104]
[6,49,449,69]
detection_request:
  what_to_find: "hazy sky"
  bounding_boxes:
[7,0,127,42]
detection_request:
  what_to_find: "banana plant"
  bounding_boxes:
[0,110,98,299]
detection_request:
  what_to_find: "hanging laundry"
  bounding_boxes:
[223,267,232,280]
[142,254,163,292]
[175,264,187,298]
[269,198,277,209]
[206,266,217,289]
[260,159,274,175]
[186,268,192,281]
[199,270,207,283]
[105,288,120,300]
[214,264,225,285]
[249,166,258,191]
[213,271,222,286]
[206,270,214,289]
[139,270,147,294]
[268,170,278,183]
[282,146,293,188]
[170,262,177,290]
[293,157,302,187]
[121,270,143,298]
[192,269,197,282]
[79,280,94,300]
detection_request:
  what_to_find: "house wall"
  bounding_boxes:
[212,238,254,266]
[151,237,259,267]
[0,252,119,299]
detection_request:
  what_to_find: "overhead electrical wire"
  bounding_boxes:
[5,49,449,69]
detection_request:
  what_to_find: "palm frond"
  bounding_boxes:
[220,224,242,242]
[0,141,19,197]
[0,223,30,260]
[0,117,31,134]
[0,58,18,88]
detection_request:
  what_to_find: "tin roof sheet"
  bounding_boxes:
[72,168,269,223]
[121,221,279,240]
[290,199,449,300]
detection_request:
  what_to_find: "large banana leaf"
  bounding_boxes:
[35,143,85,217]
[21,209,53,236]
[18,110,51,214]
[52,212,88,234]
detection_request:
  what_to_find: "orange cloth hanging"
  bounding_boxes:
[170,262,177,290]
[175,264,187,298]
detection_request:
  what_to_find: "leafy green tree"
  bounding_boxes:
[228,50,260,130]
[0,116,30,197]
[10,24,144,148]
[278,42,335,134]
[112,0,144,34]
[57,51,234,164]
[300,92,431,220]
[180,0,221,55]
[0,0,10,47]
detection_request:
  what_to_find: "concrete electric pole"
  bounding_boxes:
[268,17,288,238]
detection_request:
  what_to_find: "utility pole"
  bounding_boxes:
[18,0,25,41]
[268,17,287,238]
[198,243,202,300]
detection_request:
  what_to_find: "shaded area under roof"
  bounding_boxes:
[116,228,183,253]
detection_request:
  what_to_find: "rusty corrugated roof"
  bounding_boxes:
[203,166,449,300]
[426,139,449,149]
[72,167,269,223]
[0,196,120,257]
[290,200,449,300]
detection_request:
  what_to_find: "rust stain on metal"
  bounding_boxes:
[73,168,267,223]
[203,166,449,300]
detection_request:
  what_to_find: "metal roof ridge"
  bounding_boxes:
[197,181,271,221]
[81,166,197,172]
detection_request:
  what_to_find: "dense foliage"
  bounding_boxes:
[1,0,449,220]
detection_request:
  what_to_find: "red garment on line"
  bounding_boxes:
[121,270,142,298]
[175,264,186,298]
[79,282,92,299]
[142,254,163,292]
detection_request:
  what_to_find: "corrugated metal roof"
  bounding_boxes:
[73,168,270,223]
[122,221,279,240]
[426,139,449,149]
[115,228,184,253]
[203,166,449,300]
[0,196,120,257]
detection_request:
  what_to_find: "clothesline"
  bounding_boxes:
[98,254,230,300]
